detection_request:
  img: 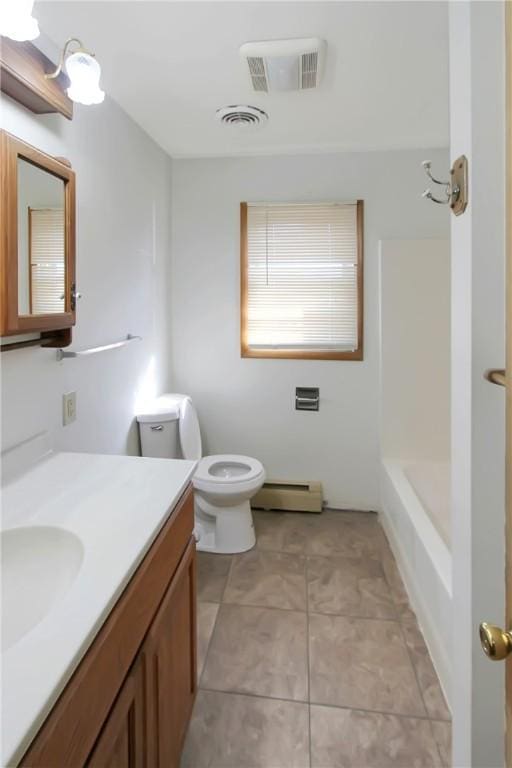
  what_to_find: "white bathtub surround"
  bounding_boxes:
[379,237,452,707]
[404,462,450,548]
[379,239,451,462]
[380,459,452,708]
[1,439,196,767]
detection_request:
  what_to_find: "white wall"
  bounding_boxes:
[449,3,506,766]
[171,151,450,509]
[0,91,172,457]
[380,239,451,461]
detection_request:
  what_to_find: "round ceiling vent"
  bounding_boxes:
[216,105,268,127]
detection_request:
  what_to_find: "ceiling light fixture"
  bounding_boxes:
[0,0,39,41]
[46,38,104,106]
[240,38,326,93]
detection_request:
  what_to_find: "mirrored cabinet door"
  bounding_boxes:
[18,159,66,316]
[1,130,76,337]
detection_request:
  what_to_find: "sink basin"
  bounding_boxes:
[2,526,84,652]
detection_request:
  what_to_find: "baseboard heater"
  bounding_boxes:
[251,480,323,513]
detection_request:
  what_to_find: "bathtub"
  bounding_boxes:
[380,459,452,708]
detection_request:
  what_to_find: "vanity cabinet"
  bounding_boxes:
[20,484,196,768]
[143,539,197,768]
[86,659,145,768]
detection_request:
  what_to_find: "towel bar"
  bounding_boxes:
[56,334,142,361]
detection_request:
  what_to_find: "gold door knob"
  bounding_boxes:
[479,622,512,660]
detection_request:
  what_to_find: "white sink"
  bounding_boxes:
[2,526,84,652]
[1,447,196,768]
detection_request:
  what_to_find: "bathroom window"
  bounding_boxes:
[28,207,65,314]
[240,200,364,360]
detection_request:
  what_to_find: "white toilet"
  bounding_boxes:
[136,394,265,554]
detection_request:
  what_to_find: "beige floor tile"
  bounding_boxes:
[380,546,416,620]
[431,720,452,767]
[201,604,308,701]
[197,602,219,679]
[255,509,386,560]
[401,620,451,721]
[190,511,441,768]
[306,511,387,559]
[224,549,307,610]
[310,705,441,768]
[196,552,232,602]
[181,690,310,768]
[309,613,425,716]
[254,510,315,554]
[307,555,396,619]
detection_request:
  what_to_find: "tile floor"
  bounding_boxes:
[181,510,451,768]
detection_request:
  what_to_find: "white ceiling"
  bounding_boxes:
[35,1,449,158]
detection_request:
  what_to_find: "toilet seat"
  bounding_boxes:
[193,454,264,492]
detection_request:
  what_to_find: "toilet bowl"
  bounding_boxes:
[136,394,265,554]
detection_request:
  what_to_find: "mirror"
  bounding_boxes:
[0,130,76,341]
[17,159,66,316]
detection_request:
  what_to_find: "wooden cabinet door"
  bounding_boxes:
[86,657,145,768]
[143,537,197,768]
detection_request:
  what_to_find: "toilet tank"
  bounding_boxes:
[136,396,182,459]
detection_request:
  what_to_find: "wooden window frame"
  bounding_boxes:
[240,200,364,361]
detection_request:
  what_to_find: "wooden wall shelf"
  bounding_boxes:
[0,328,72,353]
[0,38,73,120]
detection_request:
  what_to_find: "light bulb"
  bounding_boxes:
[65,51,105,106]
[0,0,39,41]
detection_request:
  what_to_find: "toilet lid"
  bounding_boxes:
[180,397,202,461]
[135,395,181,424]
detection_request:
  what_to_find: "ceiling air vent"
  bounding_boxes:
[240,38,326,93]
[216,105,268,127]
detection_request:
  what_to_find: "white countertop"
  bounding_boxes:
[1,448,196,767]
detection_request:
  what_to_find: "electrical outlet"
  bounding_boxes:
[62,392,77,426]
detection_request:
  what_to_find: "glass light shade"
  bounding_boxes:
[265,56,299,91]
[65,51,105,106]
[0,0,39,41]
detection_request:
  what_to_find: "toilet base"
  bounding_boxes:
[194,499,256,554]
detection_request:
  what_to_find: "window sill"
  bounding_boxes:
[241,347,364,361]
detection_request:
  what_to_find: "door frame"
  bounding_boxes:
[506,2,512,762]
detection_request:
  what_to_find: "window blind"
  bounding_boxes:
[245,202,361,353]
[29,208,65,315]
